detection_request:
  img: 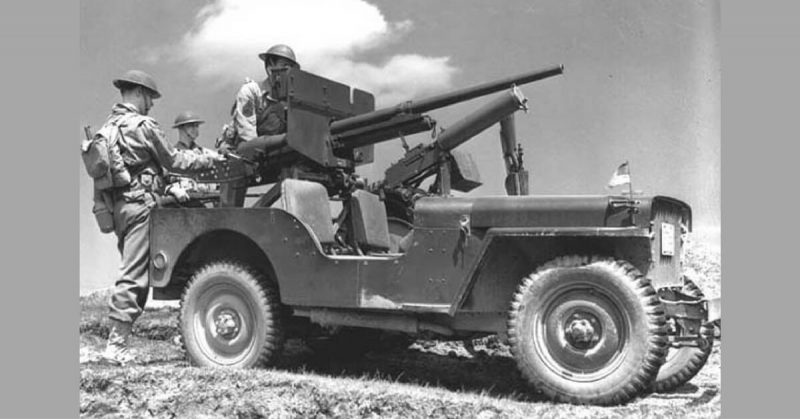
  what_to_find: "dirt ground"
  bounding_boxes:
[79,240,721,418]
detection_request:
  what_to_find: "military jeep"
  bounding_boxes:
[149,67,720,405]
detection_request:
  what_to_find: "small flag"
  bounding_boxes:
[607,161,631,188]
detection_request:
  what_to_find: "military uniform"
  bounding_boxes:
[232,77,288,142]
[102,102,215,324]
[217,44,297,207]
[175,139,202,151]
[171,139,219,195]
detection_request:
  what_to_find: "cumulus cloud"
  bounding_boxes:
[172,0,457,105]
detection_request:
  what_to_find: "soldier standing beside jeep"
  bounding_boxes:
[98,70,223,365]
[172,110,209,153]
[167,111,221,199]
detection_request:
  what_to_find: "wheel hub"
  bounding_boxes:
[214,309,241,340]
[564,312,601,350]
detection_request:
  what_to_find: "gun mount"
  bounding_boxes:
[377,87,528,219]
[214,64,564,208]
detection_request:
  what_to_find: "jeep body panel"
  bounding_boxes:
[150,193,690,328]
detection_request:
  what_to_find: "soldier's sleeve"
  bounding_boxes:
[139,118,215,172]
[232,81,259,142]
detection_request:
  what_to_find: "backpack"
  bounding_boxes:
[81,119,133,191]
[81,116,136,234]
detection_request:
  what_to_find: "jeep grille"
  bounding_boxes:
[648,200,687,288]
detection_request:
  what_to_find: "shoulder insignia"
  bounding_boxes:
[242,100,254,117]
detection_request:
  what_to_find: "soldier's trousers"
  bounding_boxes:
[108,189,156,324]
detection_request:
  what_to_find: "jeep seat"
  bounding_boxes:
[275,179,335,245]
[349,190,390,252]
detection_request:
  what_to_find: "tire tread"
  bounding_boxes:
[179,260,284,368]
[507,255,668,405]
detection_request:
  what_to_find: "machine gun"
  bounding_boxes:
[214,64,564,209]
[377,87,530,220]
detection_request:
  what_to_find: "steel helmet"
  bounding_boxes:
[172,111,205,128]
[258,44,300,69]
[112,70,162,99]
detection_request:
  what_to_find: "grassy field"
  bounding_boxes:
[80,240,721,418]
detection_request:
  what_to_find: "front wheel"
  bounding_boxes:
[179,260,284,368]
[508,255,668,405]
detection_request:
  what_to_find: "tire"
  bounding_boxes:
[179,260,284,368]
[508,255,668,405]
[652,277,715,393]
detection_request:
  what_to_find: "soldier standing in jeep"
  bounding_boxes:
[217,44,299,159]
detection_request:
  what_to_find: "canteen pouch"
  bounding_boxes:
[92,189,115,234]
[93,204,115,234]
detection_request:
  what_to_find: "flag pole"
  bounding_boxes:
[626,160,633,199]
[626,160,635,224]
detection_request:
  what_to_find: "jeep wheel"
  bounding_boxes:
[508,256,668,405]
[652,277,715,392]
[179,260,284,368]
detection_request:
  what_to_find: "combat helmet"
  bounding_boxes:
[258,44,300,69]
[112,70,162,99]
[172,111,205,128]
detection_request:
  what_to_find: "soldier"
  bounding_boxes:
[99,70,223,365]
[168,111,220,198]
[217,44,300,159]
[172,110,208,152]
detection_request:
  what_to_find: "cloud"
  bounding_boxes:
[171,0,457,106]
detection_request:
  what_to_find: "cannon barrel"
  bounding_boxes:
[331,114,435,150]
[330,64,564,135]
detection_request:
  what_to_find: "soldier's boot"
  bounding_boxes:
[100,320,135,366]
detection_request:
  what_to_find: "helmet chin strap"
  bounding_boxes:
[138,87,152,115]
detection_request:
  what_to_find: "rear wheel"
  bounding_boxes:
[179,260,284,368]
[652,277,715,392]
[508,255,668,405]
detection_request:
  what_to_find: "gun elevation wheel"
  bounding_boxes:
[179,260,284,368]
[508,256,668,405]
[652,276,715,392]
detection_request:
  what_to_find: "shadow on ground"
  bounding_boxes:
[274,339,546,403]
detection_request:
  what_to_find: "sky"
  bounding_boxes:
[80,0,720,293]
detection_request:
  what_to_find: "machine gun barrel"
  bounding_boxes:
[330,64,564,134]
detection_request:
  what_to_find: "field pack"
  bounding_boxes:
[81,117,137,233]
